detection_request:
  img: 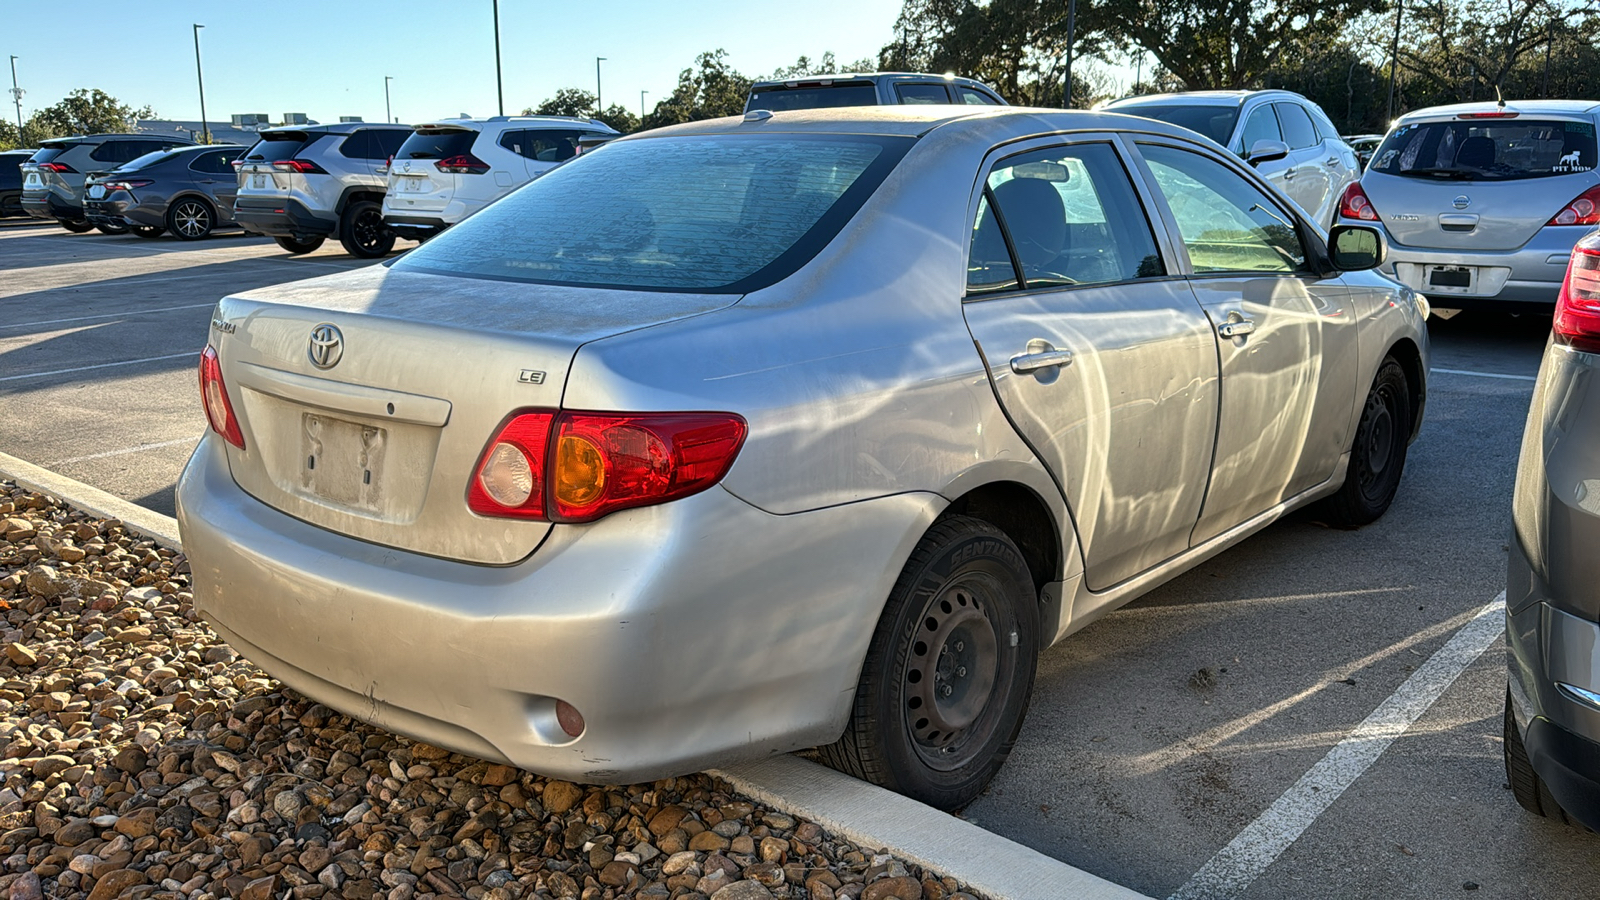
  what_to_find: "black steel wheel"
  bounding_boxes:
[168,198,216,241]
[819,515,1038,810]
[1319,356,1411,528]
[131,225,165,239]
[338,200,396,258]
[274,236,325,255]
[58,219,94,233]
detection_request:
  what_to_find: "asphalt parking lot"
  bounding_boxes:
[2,219,1596,898]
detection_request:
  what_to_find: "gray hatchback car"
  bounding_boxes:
[1340,100,1599,309]
[83,144,245,240]
[177,107,1427,809]
[1506,228,1600,830]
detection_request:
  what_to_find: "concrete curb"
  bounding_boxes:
[711,756,1154,900]
[0,453,1152,900]
[0,450,181,550]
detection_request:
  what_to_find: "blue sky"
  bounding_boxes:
[5,0,909,126]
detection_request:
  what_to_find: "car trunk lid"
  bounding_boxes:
[1365,170,1595,250]
[209,264,739,564]
[237,131,315,200]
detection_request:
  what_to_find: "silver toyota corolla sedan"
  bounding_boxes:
[1340,100,1599,308]
[176,107,1430,809]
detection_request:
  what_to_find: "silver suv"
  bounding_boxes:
[21,133,195,233]
[233,123,412,257]
[744,72,1006,112]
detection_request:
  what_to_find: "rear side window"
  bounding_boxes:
[394,134,911,292]
[397,130,478,160]
[897,84,952,104]
[245,134,310,161]
[190,149,241,174]
[91,140,171,164]
[338,131,374,159]
[500,129,584,162]
[745,83,878,112]
[1370,118,1597,180]
[973,142,1164,291]
[1275,103,1319,150]
[957,87,1001,106]
[372,130,409,159]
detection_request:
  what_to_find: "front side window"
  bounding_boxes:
[1139,143,1306,274]
[897,84,952,104]
[1275,103,1319,150]
[1238,106,1282,154]
[501,129,584,162]
[1369,118,1597,180]
[958,87,1000,106]
[394,134,910,292]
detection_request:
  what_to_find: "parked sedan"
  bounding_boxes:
[0,149,35,217]
[1105,90,1361,227]
[83,144,245,240]
[1338,100,1599,309]
[176,107,1428,809]
[1505,229,1600,830]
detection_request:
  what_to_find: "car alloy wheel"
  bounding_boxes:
[171,200,214,240]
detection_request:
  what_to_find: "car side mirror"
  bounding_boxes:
[1328,224,1387,271]
[1246,139,1290,167]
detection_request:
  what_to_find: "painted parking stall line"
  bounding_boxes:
[0,303,218,331]
[1429,366,1537,383]
[1167,593,1507,900]
[0,352,195,383]
[51,437,198,466]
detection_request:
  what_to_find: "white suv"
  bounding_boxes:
[381,116,619,240]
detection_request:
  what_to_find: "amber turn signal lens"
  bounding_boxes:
[554,433,606,507]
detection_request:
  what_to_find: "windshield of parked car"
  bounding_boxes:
[1370,118,1597,180]
[393,133,912,292]
[745,83,879,112]
[396,130,477,159]
[1112,104,1240,146]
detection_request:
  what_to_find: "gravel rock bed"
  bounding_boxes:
[0,483,983,900]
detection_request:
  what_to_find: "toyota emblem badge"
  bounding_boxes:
[308,324,344,370]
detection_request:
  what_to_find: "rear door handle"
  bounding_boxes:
[1009,348,1075,374]
[1325,156,1340,166]
[1217,318,1256,338]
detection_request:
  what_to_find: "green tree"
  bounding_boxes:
[640,50,753,130]
[593,104,640,134]
[527,88,599,118]
[0,88,154,149]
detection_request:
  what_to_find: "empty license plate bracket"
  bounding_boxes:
[1426,265,1476,291]
[300,413,386,511]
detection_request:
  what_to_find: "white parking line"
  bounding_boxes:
[1166,592,1506,900]
[0,303,217,330]
[1430,366,1538,382]
[0,352,194,383]
[51,437,198,466]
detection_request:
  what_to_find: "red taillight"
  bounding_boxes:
[36,162,75,174]
[271,159,327,174]
[1555,236,1600,354]
[467,410,747,523]
[198,345,245,449]
[102,179,153,193]
[435,154,490,175]
[1549,185,1600,227]
[231,158,245,169]
[1338,182,1380,221]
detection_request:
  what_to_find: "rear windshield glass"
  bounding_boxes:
[393,134,911,293]
[120,149,181,171]
[244,134,310,161]
[1114,104,1240,147]
[745,83,879,112]
[1370,118,1597,180]
[29,145,73,164]
[397,130,477,159]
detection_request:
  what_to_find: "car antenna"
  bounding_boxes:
[1495,85,1505,109]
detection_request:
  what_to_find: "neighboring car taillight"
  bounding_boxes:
[468,410,747,523]
[36,162,76,174]
[436,154,491,175]
[271,159,328,174]
[1549,185,1600,227]
[103,179,153,193]
[1554,234,1600,354]
[198,345,245,449]
[1338,182,1380,221]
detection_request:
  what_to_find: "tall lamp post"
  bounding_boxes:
[385,76,394,124]
[596,58,606,112]
[1385,0,1404,124]
[192,24,211,144]
[7,56,21,136]
[640,90,648,119]
[1061,0,1077,108]
[492,0,504,116]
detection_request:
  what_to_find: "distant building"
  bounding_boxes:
[132,112,355,145]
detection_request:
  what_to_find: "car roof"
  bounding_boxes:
[1106,90,1308,109]
[41,133,197,145]
[413,115,618,133]
[621,105,1211,145]
[1395,99,1600,122]
[256,122,411,136]
[748,71,994,90]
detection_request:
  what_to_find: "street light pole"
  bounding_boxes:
[1386,0,1404,124]
[640,90,648,119]
[596,57,606,112]
[6,56,21,136]
[385,76,394,124]
[1062,0,1077,108]
[492,0,504,116]
[192,25,210,144]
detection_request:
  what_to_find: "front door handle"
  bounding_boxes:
[1325,156,1340,167]
[1009,347,1075,374]
[1217,318,1256,338]
[1283,167,1297,180]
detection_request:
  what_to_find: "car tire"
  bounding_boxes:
[1504,688,1578,827]
[274,236,325,255]
[818,515,1038,810]
[131,225,165,239]
[338,200,396,258]
[168,198,216,241]
[58,219,94,233]
[1318,356,1411,528]
[95,221,130,235]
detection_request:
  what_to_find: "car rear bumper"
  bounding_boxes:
[382,214,448,240]
[21,191,82,221]
[83,197,140,227]
[234,197,336,239]
[1345,221,1587,306]
[175,433,941,782]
